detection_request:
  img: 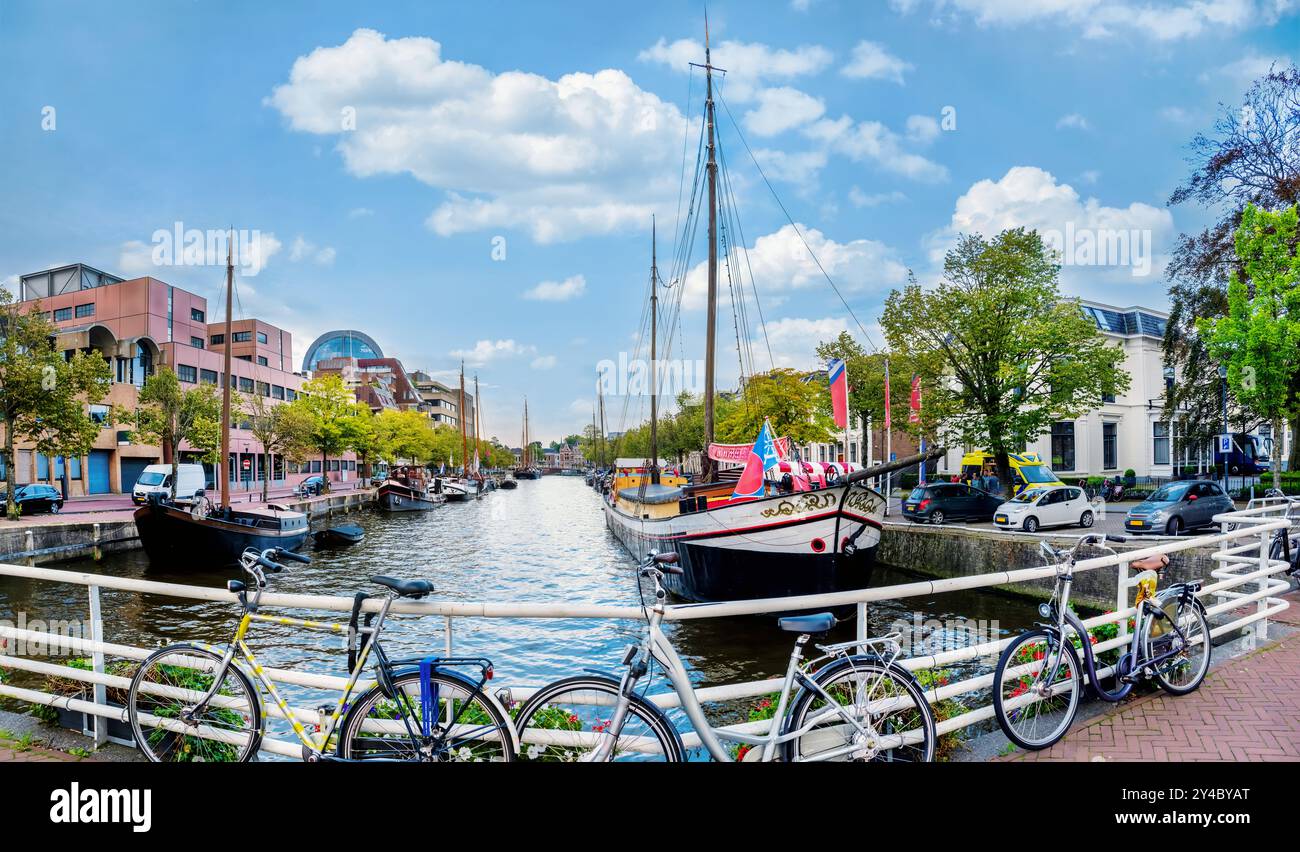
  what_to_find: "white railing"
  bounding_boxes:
[0,502,1293,758]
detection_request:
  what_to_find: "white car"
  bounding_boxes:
[993,485,1095,533]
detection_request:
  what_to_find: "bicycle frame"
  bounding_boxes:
[596,574,911,762]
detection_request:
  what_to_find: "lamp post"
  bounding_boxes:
[1219,364,1229,492]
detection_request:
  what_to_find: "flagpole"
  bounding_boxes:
[883,357,892,517]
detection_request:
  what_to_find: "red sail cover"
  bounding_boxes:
[708,436,792,462]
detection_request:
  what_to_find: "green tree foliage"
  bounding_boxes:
[716,368,836,445]
[241,391,315,500]
[0,292,114,516]
[1200,204,1300,489]
[374,409,437,464]
[881,228,1130,495]
[133,367,221,500]
[288,374,366,492]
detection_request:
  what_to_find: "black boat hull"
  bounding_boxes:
[377,483,441,512]
[134,504,310,569]
[313,525,364,545]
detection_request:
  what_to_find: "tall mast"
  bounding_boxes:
[219,228,234,510]
[459,362,468,478]
[473,374,482,474]
[523,398,529,468]
[597,385,607,467]
[649,217,660,485]
[701,20,719,483]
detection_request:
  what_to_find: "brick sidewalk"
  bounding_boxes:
[1007,591,1300,762]
[0,742,87,762]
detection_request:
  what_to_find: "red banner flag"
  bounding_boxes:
[828,359,849,430]
[908,374,922,425]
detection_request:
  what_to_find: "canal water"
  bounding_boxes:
[1,477,1042,747]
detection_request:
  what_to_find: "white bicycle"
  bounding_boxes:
[510,551,936,762]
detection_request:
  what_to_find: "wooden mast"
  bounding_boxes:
[701,19,719,483]
[473,374,482,477]
[459,362,468,478]
[522,398,529,469]
[649,216,660,485]
[219,229,234,510]
[597,386,606,467]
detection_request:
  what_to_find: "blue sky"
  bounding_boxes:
[1,0,1296,442]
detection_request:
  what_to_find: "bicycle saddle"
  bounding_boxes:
[370,576,434,599]
[777,612,836,634]
[1130,554,1169,572]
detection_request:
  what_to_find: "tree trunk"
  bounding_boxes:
[321,449,330,493]
[168,435,179,502]
[993,445,1015,500]
[1273,416,1283,491]
[263,451,271,501]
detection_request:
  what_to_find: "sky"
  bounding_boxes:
[0,0,1296,444]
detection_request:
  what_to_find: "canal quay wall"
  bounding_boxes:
[0,489,375,564]
[878,521,1222,610]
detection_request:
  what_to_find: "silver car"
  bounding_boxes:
[1124,480,1235,536]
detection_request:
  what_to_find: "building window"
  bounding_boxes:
[272,385,285,400]
[1153,422,1170,466]
[200,368,218,386]
[232,331,252,343]
[285,389,297,402]
[191,308,205,322]
[89,404,110,427]
[257,332,268,344]
[54,307,72,322]
[1163,367,1175,395]
[257,381,270,397]
[1102,391,1116,403]
[75,303,95,318]
[310,460,321,473]
[238,377,254,393]
[1102,422,1118,470]
[1051,422,1076,471]
[191,336,204,349]
[210,334,224,345]
[177,364,198,383]
[257,356,268,366]
[236,355,251,362]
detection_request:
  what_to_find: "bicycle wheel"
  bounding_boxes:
[513,676,683,762]
[336,669,514,762]
[127,644,261,763]
[783,656,935,762]
[993,630,1081,751]
[1142,596,1211,695]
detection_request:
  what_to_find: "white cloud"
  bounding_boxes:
[892,0,1293,41]
[848,187,907,207]
[743,87,826,136]
[1159,106,1194,122]
[530,355,558,370]
[1078,169,1102,184]
[523,274,587,302]
[905,114,941,143]
[682,223,909,311]
[347,207,374,218]
[1,274,17,297]
[288,235,336,265]
[759,317,852,370]
[449,338,538,366]
[841,41,913,84]
[1201,49,1294,84]
[804,115,948,182]
[268,29,692,244]
[929,166,1176,293]
[1056,113,1090,131]
[638,37,833,102]
[752,148,829,184]
[118,232,284,277]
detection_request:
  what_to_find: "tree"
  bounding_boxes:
[1200,204,1300,489]
[349,407,382,480]
[881,228,1130,496]
[288,374,365,493]
[716,368,836,446]
[241,391,315,500]
[0,292,113,516]
[134,367,221,500]
[1164,65,1300,464]
[374,409,436,465]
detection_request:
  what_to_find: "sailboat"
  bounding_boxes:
[514,399,542,479]
[440,363,481,501]
[134,232,310,568]
[601,32,887,606]
[474,375,496,492]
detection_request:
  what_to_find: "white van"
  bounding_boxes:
[131,463,208,505]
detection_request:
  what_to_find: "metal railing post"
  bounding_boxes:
[87,584,107,748]
[445,616,453,657]
[856,601,867,644]
[1115,559,1130,643]
[1253,518,1271,646]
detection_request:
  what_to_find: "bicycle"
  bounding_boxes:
[126,546,517,762]
[992,533,1211,751]
[510,551,936,762]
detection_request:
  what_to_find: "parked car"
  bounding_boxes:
[993,485,1094,533]
[1124,480,1235,536]
[0,484,64,515]
[131,463,208,506]
[902,483,1005,525]
[298,475,326,496]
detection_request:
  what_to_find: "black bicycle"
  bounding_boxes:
[993,534,1211,750]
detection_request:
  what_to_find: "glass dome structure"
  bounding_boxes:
[301,330,384,372]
